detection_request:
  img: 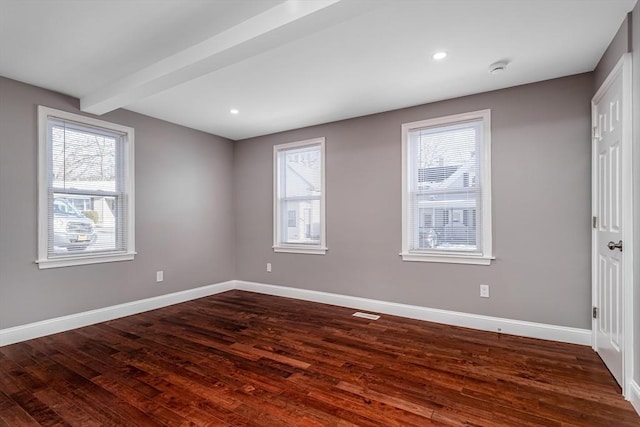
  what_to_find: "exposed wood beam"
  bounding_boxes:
[81,0,357,115]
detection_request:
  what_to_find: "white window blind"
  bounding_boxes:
[402,110,492,265]
[273,138,326,254]
[38,107,135,268]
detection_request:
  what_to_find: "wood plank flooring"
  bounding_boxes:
[0,290,638,426]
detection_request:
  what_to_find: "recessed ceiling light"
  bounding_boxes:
[230,108,239,115]
[432,51,448,60]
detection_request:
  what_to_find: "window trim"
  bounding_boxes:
[273,137,327,255]
[400,109,493,265]
[36,106,136,269]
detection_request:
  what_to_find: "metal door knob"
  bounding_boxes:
[607,240,623,251]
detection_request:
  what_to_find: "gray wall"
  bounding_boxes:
[594,14,631,89]
[234,73,594,329]
[0,77,236,329]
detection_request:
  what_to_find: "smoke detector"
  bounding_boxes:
[489,61,509,75]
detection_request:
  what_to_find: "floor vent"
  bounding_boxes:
[352,312,380,320]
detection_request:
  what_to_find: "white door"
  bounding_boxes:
[592,54,632,388]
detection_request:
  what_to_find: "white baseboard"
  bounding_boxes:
[0,280,235,347]
[0,279,591,348]
[235,280,592,346]
[629,380,640,416]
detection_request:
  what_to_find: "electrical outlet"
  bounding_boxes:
[480,284,489,298]
[156,271,164,282]
[266,263,272,273]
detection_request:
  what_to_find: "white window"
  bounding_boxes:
[401,110,492,265]
[273,137,326,254]
[37,106,135,269]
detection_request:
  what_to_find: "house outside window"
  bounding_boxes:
[37,106,135,269]
[287,210,297,227]
[273,137,326,254]
[401,110,493,265]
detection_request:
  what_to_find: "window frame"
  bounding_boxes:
[273,137,327,255]
[37,106,136,269]
[400,109,493,265]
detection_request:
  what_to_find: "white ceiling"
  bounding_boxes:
[0,0,636,140]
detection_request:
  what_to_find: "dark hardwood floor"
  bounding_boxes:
[0,290,637,426]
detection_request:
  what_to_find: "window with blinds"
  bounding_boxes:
[37,106,135,269]
[273,137,327,254]
[401,110,492,265]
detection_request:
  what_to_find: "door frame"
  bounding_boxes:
[591,52,634,397]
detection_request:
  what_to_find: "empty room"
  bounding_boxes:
[1,0,640,425]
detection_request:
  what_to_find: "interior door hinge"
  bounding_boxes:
[592,306,598,319]
[592,126,598,138]
[593,216,598,229]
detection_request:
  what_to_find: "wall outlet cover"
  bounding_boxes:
[480,284,489,298]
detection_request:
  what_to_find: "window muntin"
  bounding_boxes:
[274,138,326,254]
[401,110,492,265]
[38,107,135,268]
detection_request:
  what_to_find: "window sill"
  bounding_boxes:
[400,252,493,265]
[36,252,136,269]
[273,246,327,255]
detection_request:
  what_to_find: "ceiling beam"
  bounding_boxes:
[81,0,366,115]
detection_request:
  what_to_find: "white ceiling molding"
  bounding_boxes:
[80,0,375,115]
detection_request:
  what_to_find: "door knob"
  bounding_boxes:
[607,240,623,251]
